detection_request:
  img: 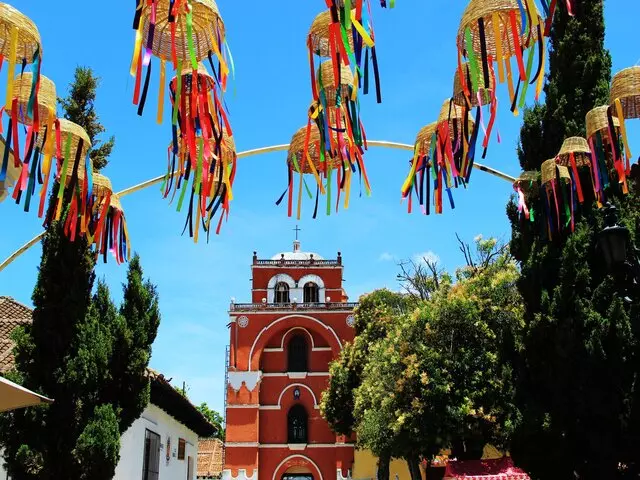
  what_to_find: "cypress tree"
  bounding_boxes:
[508,2,640,478]
[0,68,161,479]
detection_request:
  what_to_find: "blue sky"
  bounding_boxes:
[1,2,639,414]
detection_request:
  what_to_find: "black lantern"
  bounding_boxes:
[598,204,630,273]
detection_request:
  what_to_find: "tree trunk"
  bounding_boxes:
[377,451,391,480]
[407,455,423,480]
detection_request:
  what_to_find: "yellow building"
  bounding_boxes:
[351,445,504,480]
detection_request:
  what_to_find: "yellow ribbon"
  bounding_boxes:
[615,98,632,163]
[5,26,18,110]
[492,13,505,84]
[130,27,143,77]
[350,11,374,48]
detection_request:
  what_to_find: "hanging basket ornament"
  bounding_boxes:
[608,66,640,185]
[279,122,362,220]
[94,193,131,265]
[0,3,43,129]
[307,2,381,104]
[435,98,476,189]
[556,137,593,205]
[541,158,574,236]
[42,119,95,241]
[163,131,236,242]
[513,170,539,222]
[401,122,437,215]
[456,0,545,118]
[130,0,231,121]
[585,105,624,197]
[453,61,497,160]
[5,73,61,216]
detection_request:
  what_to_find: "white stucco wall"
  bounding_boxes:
[0,404,199,480]
[114,403,199,480]
[0,449,8,480]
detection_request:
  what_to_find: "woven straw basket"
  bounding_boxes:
[56,119,92,180]
[110,193,123,212]
[586,105,620,140]
[557,137,591,168]
[288,125,341,175]
[456,0,541,60]
[514,170,539,198]
[453,62,495,107]
[140,0,224,62]
[610,66,640,120]
[414,122,437,157]
[438,98,475,139]
[8,72,56,126]
[318,61,354,107]
[171,62,215,92]
[541,159,570,185]
[92,173,113,199]
[308,10,354,58]
[179,132,236,166]
[0,3,41,62]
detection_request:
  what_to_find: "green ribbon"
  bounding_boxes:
[465,27,480,95]
[518,45,535,108]
[186,8,198,70]
[173,59,183,125]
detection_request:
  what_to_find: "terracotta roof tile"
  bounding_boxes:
[0,297,33,373]
[197,438,224,478]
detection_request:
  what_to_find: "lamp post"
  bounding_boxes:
[597,203,640,302]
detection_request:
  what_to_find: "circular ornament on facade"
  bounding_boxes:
[237,316,249,328]
[346,315,355,327]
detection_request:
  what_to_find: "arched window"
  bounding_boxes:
[287,405,308,444]
[303,282,319,303]
[275,282,290,304]
[288,335,308,372]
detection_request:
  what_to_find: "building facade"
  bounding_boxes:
[223,241,357,480]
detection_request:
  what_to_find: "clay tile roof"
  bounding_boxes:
[0,296,33,374]
[197,438,224,479]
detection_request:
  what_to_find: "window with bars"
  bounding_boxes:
[303,282,319,303]
[275,282,290,304]
[142,429,160,480]
[178,438,186,460]
[288,335,308,372]
[287,404,308,444]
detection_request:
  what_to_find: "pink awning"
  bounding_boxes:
[444,457,530,479]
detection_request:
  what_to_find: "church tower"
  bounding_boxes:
[222,239,356,480]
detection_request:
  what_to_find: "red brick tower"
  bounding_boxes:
[222,240,357,480]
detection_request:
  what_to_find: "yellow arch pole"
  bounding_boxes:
[0,141,516,272]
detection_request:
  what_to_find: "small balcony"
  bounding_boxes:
[229,301,358,312]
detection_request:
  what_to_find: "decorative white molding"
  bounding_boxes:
[267,274,296,303]
[228,371,262,392]
[281,327,315,349]
[313,346,332,352]
[225,442,260,448]
[258,405,280,410]
[298,274,326,302]
[272,455,324,480]
[277,383,319,407]
[222,468,258,480]
[249,314,342,371]
[238,316,249,328]
[263,347,284,353]
[288,443,307,451]
[337,468,352,480]
[231,309,355,315]
[346,314,355,327]
[226,404,260,409]
[261,372,329,378]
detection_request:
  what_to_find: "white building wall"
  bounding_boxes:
[114,403,199,480]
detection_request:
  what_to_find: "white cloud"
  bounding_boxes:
[413,251,440,266]
[378,252,395,262]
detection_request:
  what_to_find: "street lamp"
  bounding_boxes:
[597,203,640,301]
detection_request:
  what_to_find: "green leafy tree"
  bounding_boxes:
[0,68,160,480]
[321,290,414,480]
[196,403,225,440]
[352,238,522,479]
[507,2,640,478]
